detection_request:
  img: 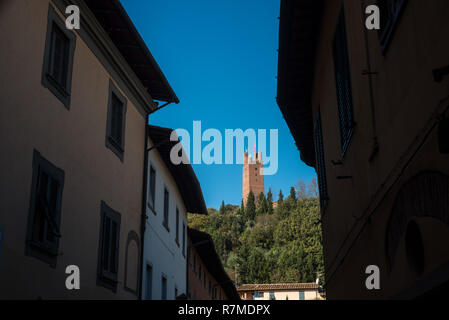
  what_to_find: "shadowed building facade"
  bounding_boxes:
[187,228,240,300]
[277,0,449,299]
[0,0,178,299]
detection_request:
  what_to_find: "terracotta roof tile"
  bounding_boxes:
[237,283,319,292]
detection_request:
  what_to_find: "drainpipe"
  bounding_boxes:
[139,113,150,300]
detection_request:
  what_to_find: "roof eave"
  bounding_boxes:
[276,0,324,168]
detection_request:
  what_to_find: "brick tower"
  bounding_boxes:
[242,148,264,205]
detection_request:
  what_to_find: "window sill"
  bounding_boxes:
[96,273,118,293]
[340,127,355,160]
[43,73,71,109]
[147,203,157,215]
[106,136,124,162]
[26,240,58,268]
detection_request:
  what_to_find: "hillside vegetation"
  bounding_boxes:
[188,180,324,285]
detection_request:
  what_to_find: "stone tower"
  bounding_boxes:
[242,149,264,205]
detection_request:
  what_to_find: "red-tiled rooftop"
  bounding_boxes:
[237,283,319,292]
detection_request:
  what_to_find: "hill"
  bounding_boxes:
[188,186,324,285]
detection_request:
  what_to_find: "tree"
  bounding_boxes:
[246,249,271,283]
[288,186,297,201]
[240,199,245,217]
[219,200,226,215]
[278,189,284,203]
[307,178,319,198]
[189,193,324,289]
[266,188,274,215]
[256,192,267,216]
[296,179,307,199]
[245,190,256,221]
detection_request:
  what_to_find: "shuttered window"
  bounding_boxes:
[378,0,407,51]
[97,201,121,292]
[148,165,156,210]
[163,188,169,231]
[106,80,127,162]
[182,222,186,258]
[315,111,328,211]
[145,264,153,300]
[26,150,65,267]
[42,5,76,108]
[175,208,180,245]
[49,25,70,88]
[161,276,167,300]
[333,8,354,156]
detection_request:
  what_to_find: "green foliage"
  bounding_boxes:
[245,190,256,221]
[289,186,297,201]
[278,189,284,203]
[219,200,225,215]
[188,181,324,286]
[256,192,267,217]
[266,188,274,215]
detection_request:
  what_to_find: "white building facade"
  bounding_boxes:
[142,125,207,300]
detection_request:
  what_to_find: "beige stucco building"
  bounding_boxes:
[277,0,449,299]
[0,0,178,299]
[237,283,323,300]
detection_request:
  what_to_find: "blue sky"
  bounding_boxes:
[121,0,316,209]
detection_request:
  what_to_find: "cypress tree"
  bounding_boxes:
[267,188,274,214]
[245,190,256,221]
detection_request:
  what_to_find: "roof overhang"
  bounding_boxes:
[188,228,240,300]
[148,125,207,215]
[84,0,179,104]
[276,0,324,167]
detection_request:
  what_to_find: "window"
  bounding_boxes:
[145,264,153,300]
[254,292,264,298]
[378,0,407,51]
[193,254,197,273]
[299,291,305,300]
[41,5,76,109]
[106,80,127,162]
[148,165,156,211]
[175,208,180,245]
[269,292,275,300]
[97,201,121,292]
[333,7,354,156]
[182,222,186,257]
[163,188,169,231]
[26,150,64,267]
[161,276,167,300]
[315,111,329,211]
[124,231,140,295]
[175,287,178,298]
[0,227,4,264]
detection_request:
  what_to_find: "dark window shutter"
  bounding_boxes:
[333,8,354,155]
